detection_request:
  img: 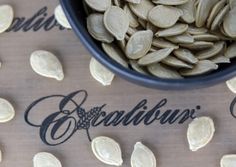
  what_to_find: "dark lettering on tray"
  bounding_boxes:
[24,90,200,146]
[6,6,66,32]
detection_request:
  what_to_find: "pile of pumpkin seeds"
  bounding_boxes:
[84,0,236,79]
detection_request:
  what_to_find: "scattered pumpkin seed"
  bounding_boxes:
[0,4,14,33]
[33,152,62,167]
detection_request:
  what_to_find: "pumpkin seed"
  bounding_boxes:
[102,43,129,67]
[0,98,15,123]
[130,60,149,75]
[92,136,123,166]
[166,33,194,44]
[153,0,189,5]
[221,155,236,167]
[180,41,214,50]
[123,5,139,28]
[147,63,182,79]
[33,152,62,167]
[210,54,230,64]
[211,4,230,31]
[90,58,115,86]
[187,117,215,151]
[131,142,156,167]
[155,23,188,37]
[226,77,236,93]
[206,0,226,28]
[187,26,208,35]
[0,4,14,33]
[180,60,218,76]
[87,13,114,43]
[223,7,236,38]
[173,49,198,64]
[162,55,193,69]
[104,6,129,40]
[138,48,174,65]
[193,33,220,41]
[126,0,141,4]
[225,42,236,58]
[125,30,153,59]
[30,50,64,81]
[0,149,2,162]
[129,0,155,20]
[195,0,218,27]
[196,41,225,60]
[85,0,111,12]
[148,5,183,28]
[152,38,179,49]
[179,0,196,24]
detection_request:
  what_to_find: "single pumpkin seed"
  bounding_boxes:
[147,63,182,79]
[33,152,62,167]
[221,155,236,167]
[162,55,193,69]
[104,6,129,40]
[226,77,236,93]
[125,30,153,59]
[173,49,198,64]
[155,23,188,37]
[125,0,141,4]
[196,41,225,59]
[193,33,220,41]
[87,13,114,43]
[179,0,196,24]
[225,42,236,58]
[180,60,218,76]
[180,41,214,50]
[92,136,123,166]
[102,43,129,67]
[166,33,194,44]
[0,4,14,33]
[85,0,111,12]
[0,98,15,123]
[30,50,64,81]
[152,0,189,5]
[148,5,183,28]
[223,7,236,38]
[187,26,208,35]
[152,38,179,49]
[138,48,174,65]
[210,54,230,64]
[90,58,115,86]
[129,0,155,20]
[187,116,215,151]
[131,142,156,167]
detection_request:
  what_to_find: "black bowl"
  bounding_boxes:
[60,0,236,90]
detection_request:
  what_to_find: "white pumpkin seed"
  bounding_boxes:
[148,63,182,79]
[226,77,236,93]
[0,149,2,162]
[33,152,62,167]
[223,8,236,38]
[206,0,226,28]
[210,54,230,64]
[195,0,218,27]
[152,38,179,49]
[211,4,230,31]
[173,49,198,64]
[87,13,114,43]
[179,0,195,24]
[85,0,111,12]
[187,26,208,35]
[180,41,214,50]
[162,55,193,69]
[187,116,215,151]
[225,42,236,58]
[131,142,156,167]
[196,41,225,60]
[148,5,183,28]
[155,23,188,37]
[104,6,129,40]
[102,43,129,67]
[0,98,15,123]
[92,136,123,166]
[180,60,218,76]
[126,30,153,59]
[54,5,71,29]
[138,48,174,65]
[0,5,14,33]
[129,0,155,20]
[166,33,194,44]
[30,50,64,81]
[153,0,189,5]
[193,33,220,41]
[90,58,115,86]
[125,0,141,4]
[221,155,236,167]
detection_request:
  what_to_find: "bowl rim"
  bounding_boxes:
[60,0,236,90]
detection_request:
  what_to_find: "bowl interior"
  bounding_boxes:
[60,0,236,90]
